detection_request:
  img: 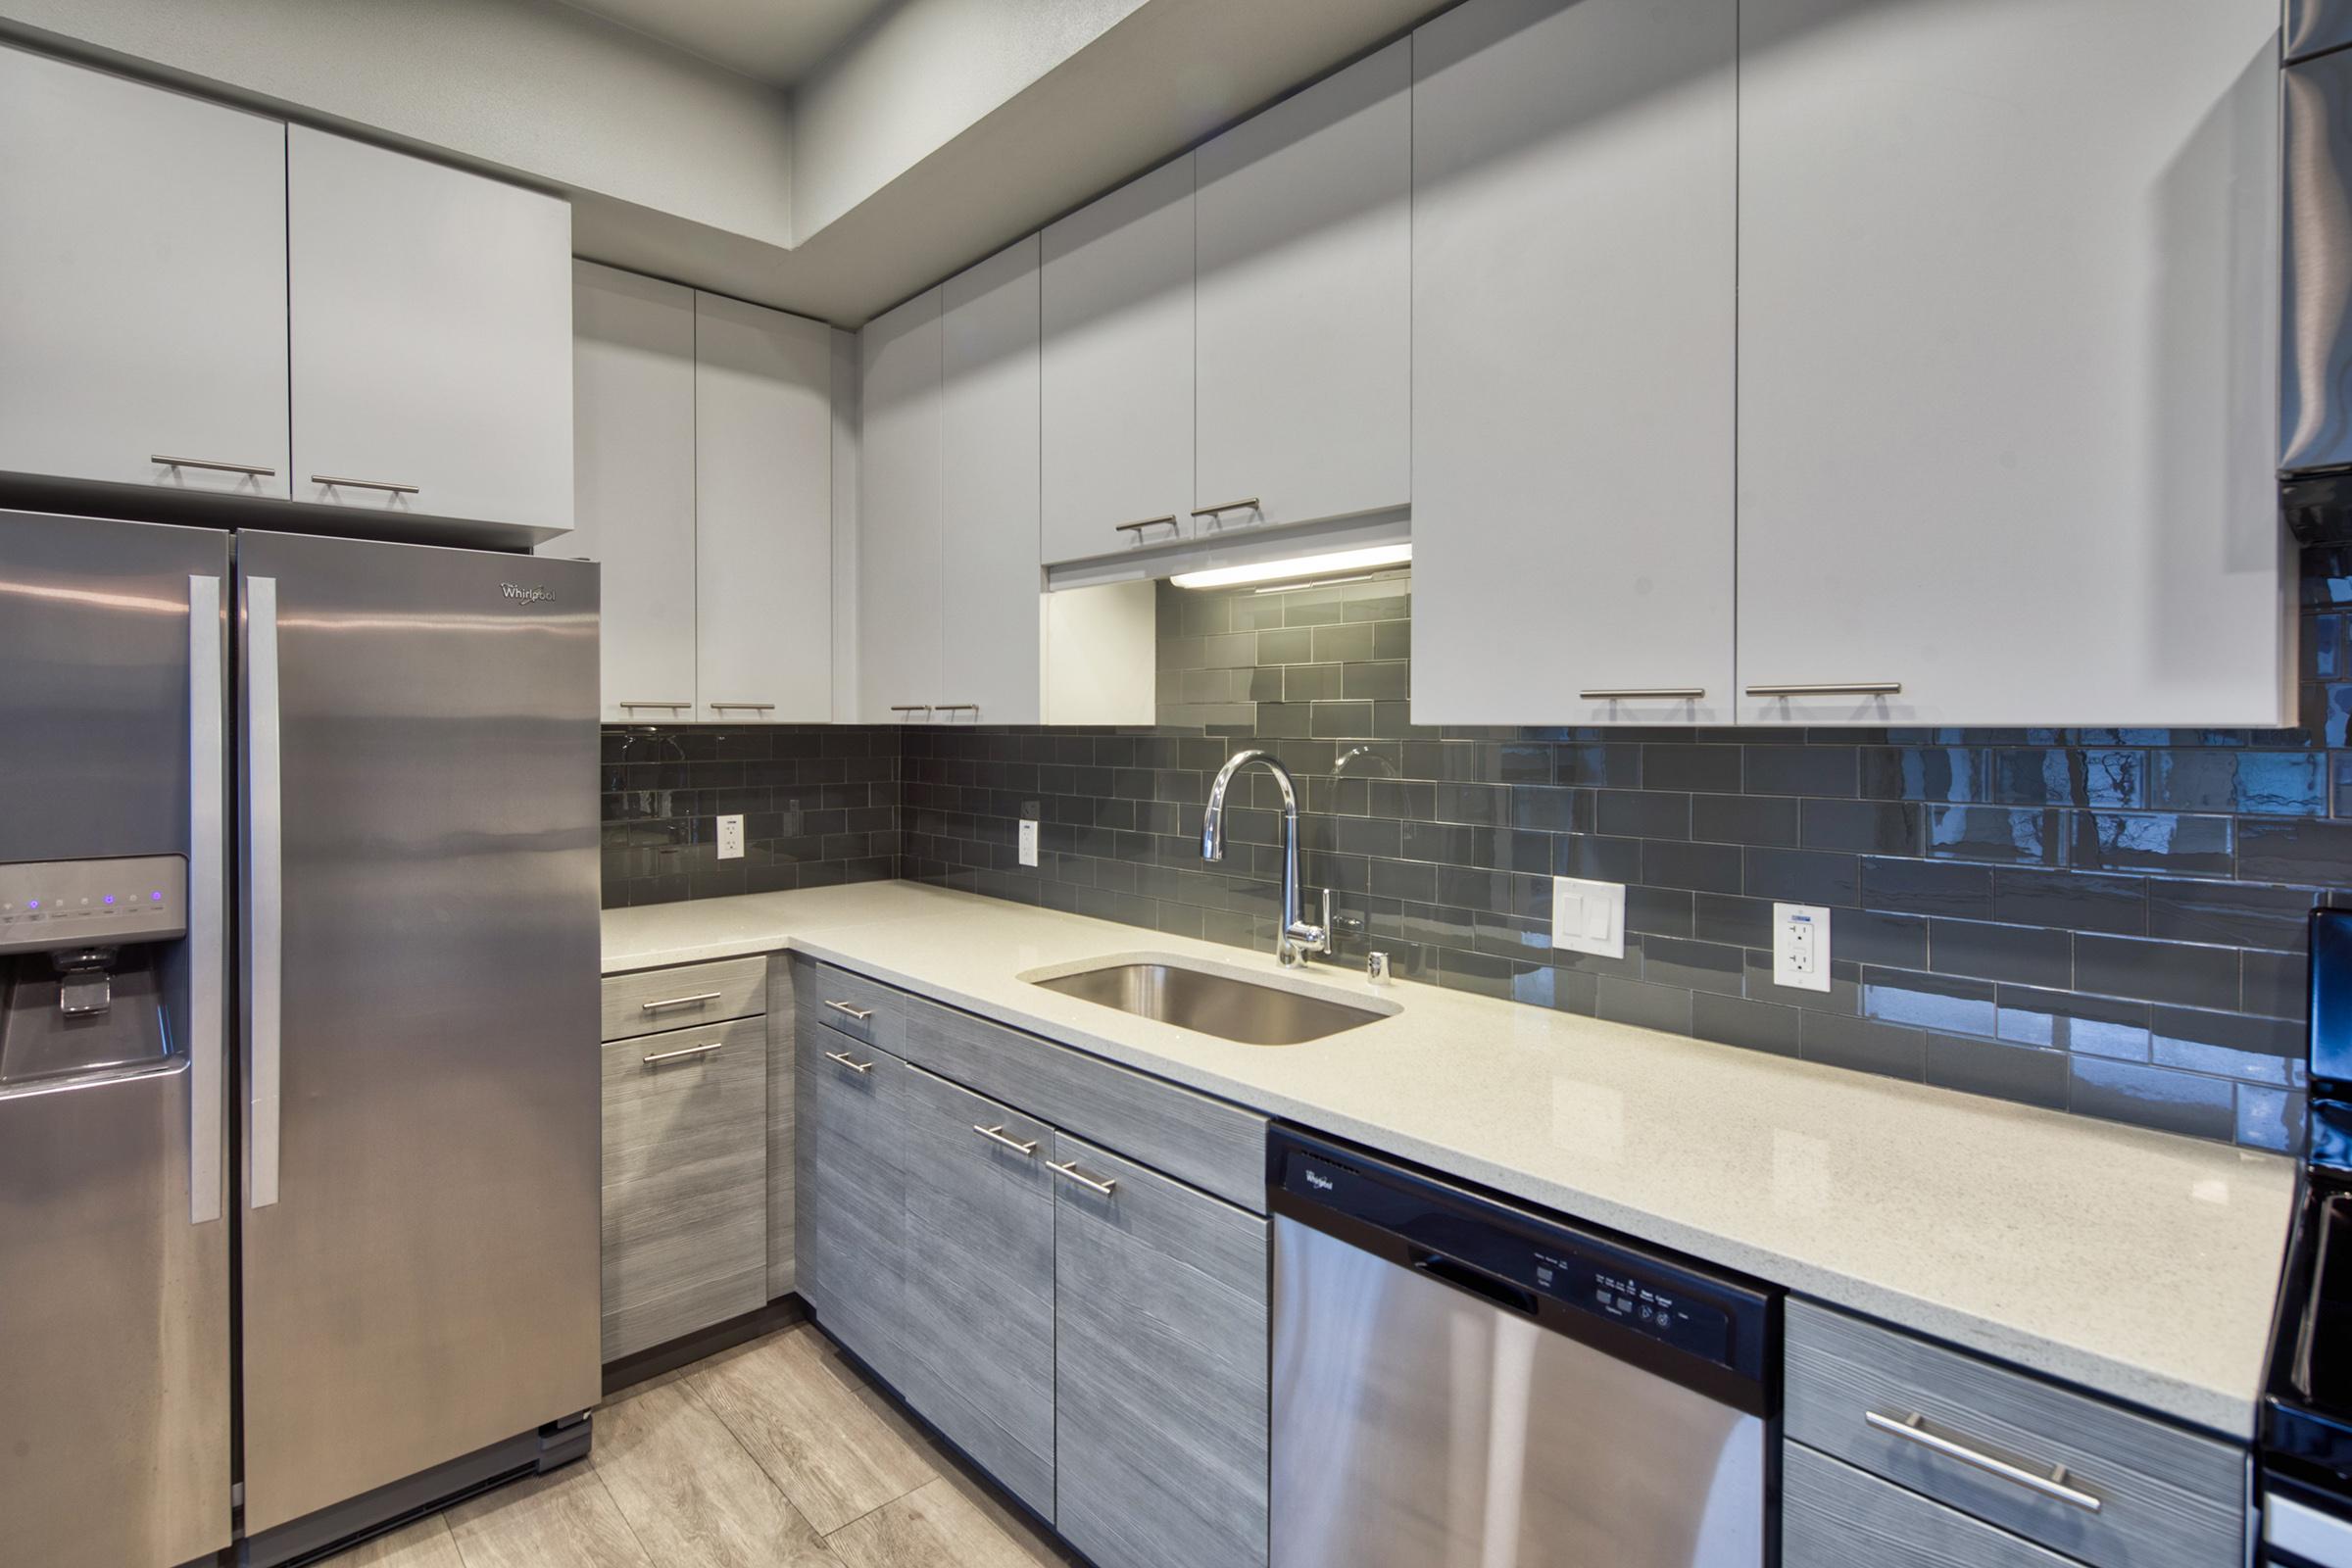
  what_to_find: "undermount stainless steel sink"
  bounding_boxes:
[1029,961,1388,1045]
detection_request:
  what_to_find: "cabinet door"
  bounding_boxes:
[696,292,834,722]
[564,262,697,722]
[0,46,288,498]
[287,126,570,531]
[1054,1136,1269,1568]
[895,1065,1056,1518]
[1196,40,1410,533]
[858,289,945,722]
[1411,0,1737,726]
[795,1014,909,1381]
[941,238,1047,724]
[1041,156,1196,565]
[1738,0,2284,726]
[1784,1444,2076,1568]
[601,1016,767,1362]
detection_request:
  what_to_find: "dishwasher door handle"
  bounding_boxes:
[1410,1250,1538,1315]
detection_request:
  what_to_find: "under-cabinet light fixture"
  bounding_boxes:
[1168,543,1411,591]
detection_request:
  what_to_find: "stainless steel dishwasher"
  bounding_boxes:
[1270,1127,1778,1568]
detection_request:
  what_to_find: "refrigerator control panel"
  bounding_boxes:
[0,856,187,955]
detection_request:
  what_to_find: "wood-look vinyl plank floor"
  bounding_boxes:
[826,1477,1070,1568]
[323,1514,467,1568]
[442,1460,653,1568]
[593,1378,844,1568]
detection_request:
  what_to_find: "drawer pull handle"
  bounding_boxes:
[823,1050,874,1075]
[1190,497,1260,518]
[972,1123,1040,1156]
[153,454,277,477]
[1864,1410,2102,1514]
[824,1000,875,1022]
[1048,1159,1117,1197]
[311,473,421,496]
[641,1041,724,1066]
[1113,514,1180,536]
[1745,682,1903,698]
[1581,687,1706,702]
[708,702,775,711]
[619,701,694,710]
[641,991,721,1013]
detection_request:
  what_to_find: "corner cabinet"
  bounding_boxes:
[1409,0,1737,727]
[1734,0,2286,727]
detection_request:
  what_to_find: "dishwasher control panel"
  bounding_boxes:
[1535,1247,1731,1360]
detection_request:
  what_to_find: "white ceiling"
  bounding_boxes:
[560,0,889,84]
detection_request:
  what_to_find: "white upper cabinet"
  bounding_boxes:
[564,262,698,723]
[941,239,1049,723]
[1737,0,2286,726]
[1041,155,1197,565]
[1410,0,1738,726]
[858,288,947,723]
[695,292,835,723]
[1196,39,1411,534]
[0,46,289,499]
[288,126,572,534]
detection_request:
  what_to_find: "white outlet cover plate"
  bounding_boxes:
[717,814,745,860]
[1773,902,1832,992]
[1018,819,1040,867]
[1550,876,1625,959]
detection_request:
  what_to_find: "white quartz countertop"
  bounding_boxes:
[604,883,2296,1437]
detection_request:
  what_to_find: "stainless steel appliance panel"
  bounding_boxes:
[1272,1216,1765,1567]
[2291,0,2352,64]
[2285,45,2352,473]
[235,531,601,1533]
[0,510,233,1568]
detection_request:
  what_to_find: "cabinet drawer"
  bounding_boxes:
[601,1015,767,1361]
[1786,1299,2246,1568]
[1785,1443,2078,1568]
[602,956,767,1041]
[794,958,905,1053]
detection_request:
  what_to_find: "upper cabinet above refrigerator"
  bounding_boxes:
[0,46,290,502]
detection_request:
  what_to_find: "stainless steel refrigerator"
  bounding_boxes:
[0,510,602,1567]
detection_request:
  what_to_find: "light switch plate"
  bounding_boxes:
[716,814,745,860]
[1550,876,1625,958]
[1018,819,1040,867]
[1773,903,1831,992]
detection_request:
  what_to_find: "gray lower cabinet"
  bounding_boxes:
[765,957,796,1298]
[795,1011,912,1385]
[1053,1135,1270,1568]
[894,1065,1057,1517]
[600,1012,768,1361]
[1785,1444,2078,1568]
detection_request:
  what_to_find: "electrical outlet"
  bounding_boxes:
[716,814,745,860]
[1018,819,1040,867]
[1773,903,1831,992]
[1550,876,1625,959]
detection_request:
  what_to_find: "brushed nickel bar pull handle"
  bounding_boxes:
[823,1000,875,1022]
[823,1050,874,1075]
[972,1123,1041,1156]
[1113,515,1180,535]
[188,574,225,1226]
[890,705,932,715]
[1190,497,1260,517]
[1863,1411,2102,1514]
[641,991,721,1013]
[936,704,978,713]
[1581,687,1707,701]
[311,473,420,495]
[154,454,277,477]
[1745,681,1902,698]
[708,702,775,711]
[1049,1159,1117,1197]
[619,700,693,710]
[642,1041,725,1066]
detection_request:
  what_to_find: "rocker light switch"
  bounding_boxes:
[1551,876,1625,959]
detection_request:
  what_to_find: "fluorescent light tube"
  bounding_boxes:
[1169,543,1411,590]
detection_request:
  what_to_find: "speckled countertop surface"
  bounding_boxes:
[605,882,2296,1437]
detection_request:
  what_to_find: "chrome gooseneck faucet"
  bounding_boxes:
[1201,748,1330,967]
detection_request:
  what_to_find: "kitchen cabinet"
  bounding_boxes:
[1409,0,1737,726]
[1040,155,1197,566]
[1195,39,1411,535]
[1735,0,2286,726]
[0,46,290,500]
[795,1004,912,1386]
[288,126,571,535]
[859,243,1154,724]
[1053,1134,1270,1568]
[568,263,698,723]
[695,292,835,723]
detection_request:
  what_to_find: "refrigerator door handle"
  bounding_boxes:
[188,575,225,1226]
[247,575,282,1210]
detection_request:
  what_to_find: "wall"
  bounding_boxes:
[602,726,898,907]
[900,558,2352,1154]
[0,0,798,249]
